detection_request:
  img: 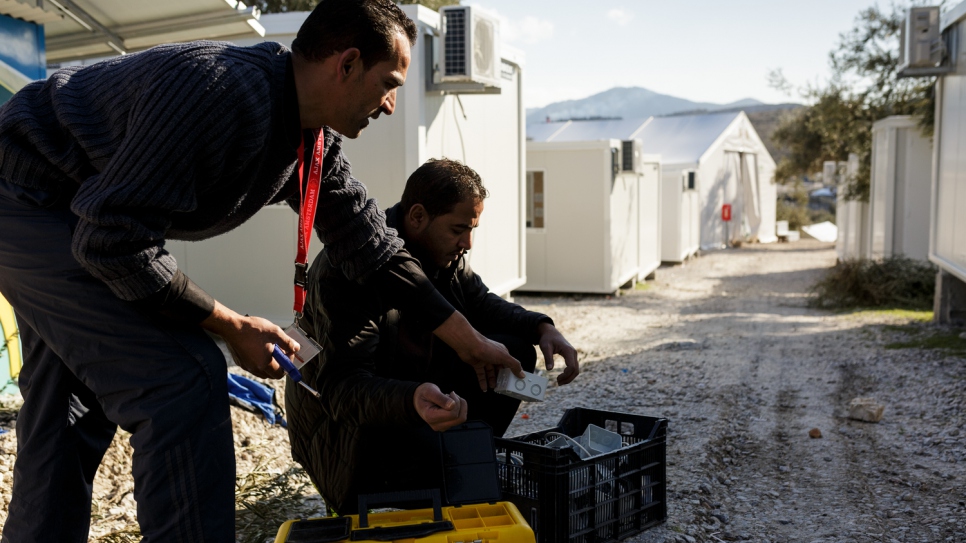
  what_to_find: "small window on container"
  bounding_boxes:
[526,171,544,228]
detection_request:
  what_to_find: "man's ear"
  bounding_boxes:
[407,203,429,231]
[337,48,363,80]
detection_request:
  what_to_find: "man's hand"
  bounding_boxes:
[414,383,467,431]
[537,322,579,385]
[433,312,524,390]
[201,301,298,379]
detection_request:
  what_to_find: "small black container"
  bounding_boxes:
[494,408,668,543]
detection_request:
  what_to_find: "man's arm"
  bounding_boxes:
[457,260,579,384]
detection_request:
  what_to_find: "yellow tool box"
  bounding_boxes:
[274,501,535,543]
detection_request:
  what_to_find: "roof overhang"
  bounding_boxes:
[0,0,265,64]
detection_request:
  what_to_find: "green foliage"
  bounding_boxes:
[248,0,318,13]
[776,181,811,231]
[398,0,460,10]
[771,3,938,202]
[885,329,966,356]
[249,0,459,13]
[810,256,937,310]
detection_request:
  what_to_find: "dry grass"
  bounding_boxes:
[234,464,319,543]
[810,256,936,310]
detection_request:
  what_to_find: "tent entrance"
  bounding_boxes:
[724,151,761,244]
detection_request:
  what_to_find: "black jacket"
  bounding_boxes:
[285,202,551,513]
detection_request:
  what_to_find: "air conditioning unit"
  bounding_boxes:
[621,139,644,174]
[897,6,950,77]
[682,170,696,191]
[438,5,501,89]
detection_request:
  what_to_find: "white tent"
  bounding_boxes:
[636,112,777,255]
[868,116,932,261]
[167,6,527,322]
[528,111,777,263]
[524,139,661,294]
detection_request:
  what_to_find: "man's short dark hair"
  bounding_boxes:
[292,0,418,69]
[401,158,489,218]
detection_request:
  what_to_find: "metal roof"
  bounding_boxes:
[633,112,741,164]
[527,117,650,142]
[527,111,744,165]
[1,0,264,63]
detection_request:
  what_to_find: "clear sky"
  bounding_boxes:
[469,0,884,108]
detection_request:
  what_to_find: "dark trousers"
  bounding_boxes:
[0,179,235,542]
[352,333,536,510]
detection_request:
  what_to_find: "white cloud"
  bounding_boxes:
[503,15,555,44]
[606,8,634,27]
[473,5,554,45]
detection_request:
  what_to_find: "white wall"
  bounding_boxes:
[660,165,701,262]
[836,196,869,260]
[869,116,932,261]
[637,159,662,279]
[525,141,617,293]
[931,16,966,280]
[342,5,526,296]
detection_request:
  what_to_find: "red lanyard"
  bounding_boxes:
[294,130,324,316]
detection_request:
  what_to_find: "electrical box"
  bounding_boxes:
[621,139,644,174]
[436,5,502,90]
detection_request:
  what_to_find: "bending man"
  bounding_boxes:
[286,158,580,514]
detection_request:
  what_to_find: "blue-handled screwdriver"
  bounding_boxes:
[272,344,320,398]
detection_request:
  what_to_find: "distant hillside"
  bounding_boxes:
[526,86,802,162]
[525,86,770,125]
[744,106,803,163]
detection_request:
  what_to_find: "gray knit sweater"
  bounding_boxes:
[0,41,403,302]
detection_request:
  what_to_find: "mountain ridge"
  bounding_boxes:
[526,86,796,125]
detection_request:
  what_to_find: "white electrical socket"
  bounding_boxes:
[495,367,548,402]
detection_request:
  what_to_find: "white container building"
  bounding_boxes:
[929,2,966,322]
[168,6,527,322]
[523,139,661,294]
[868,116,932,261]
[528,111,777,263]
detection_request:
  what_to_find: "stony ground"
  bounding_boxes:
[0,239,963,542]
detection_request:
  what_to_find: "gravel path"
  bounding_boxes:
[0,239,963,542]
[510,240,966,543]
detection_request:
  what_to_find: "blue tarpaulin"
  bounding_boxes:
[227,373,286,426]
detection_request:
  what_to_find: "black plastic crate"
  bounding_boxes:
[495,408,667,543]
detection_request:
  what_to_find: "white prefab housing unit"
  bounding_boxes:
[868,116,932,261]
[524,139,661,294]
[529,112,777,263]
[166,6,526,322]
[930,4,966,283]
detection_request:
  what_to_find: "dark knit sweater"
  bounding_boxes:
[0,41,416,308]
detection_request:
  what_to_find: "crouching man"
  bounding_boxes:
[285,158,579,513]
